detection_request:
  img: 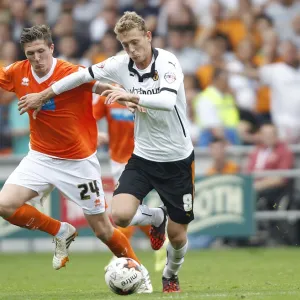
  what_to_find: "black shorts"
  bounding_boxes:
[114,151,195,224]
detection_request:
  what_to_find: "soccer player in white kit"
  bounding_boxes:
[19,12,195,293]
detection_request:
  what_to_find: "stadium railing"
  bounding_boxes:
[2,145,300,222]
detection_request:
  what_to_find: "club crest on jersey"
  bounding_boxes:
[152,70,159,81]
[21,77,29,86]
[164,72,176,84]
[97,61,105,69]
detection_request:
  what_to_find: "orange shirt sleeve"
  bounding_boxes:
[93,96,106,120]
[0,63,15,92]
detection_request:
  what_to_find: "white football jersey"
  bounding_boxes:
[89,48,194,162]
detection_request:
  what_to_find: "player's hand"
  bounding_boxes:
[97,132,109,147]
[102,90,139,105]
[126,102,146,113]
[19,93,43,119]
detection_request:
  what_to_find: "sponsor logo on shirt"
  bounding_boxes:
[21,77,29,86]
[110,108,134,121]
[129,87,160,95]
[41,98,56,111]
[164,72,176,84]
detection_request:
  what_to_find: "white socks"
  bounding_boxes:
[163,241,188,278]
[129,204,164,227]
[55,222,67,238]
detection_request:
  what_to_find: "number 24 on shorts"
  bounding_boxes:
[77,180,100,200]
[183,194,193,211]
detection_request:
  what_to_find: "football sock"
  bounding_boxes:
[117,225,136,239]
[129,204,164,227]
[139,225,151,238]
[55,222,69,238]
[5,204,61,236]
[105,228,140,264]
[163,241,188,278]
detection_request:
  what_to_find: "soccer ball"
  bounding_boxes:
[104,257,143,295]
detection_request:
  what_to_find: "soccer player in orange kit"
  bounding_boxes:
[0,25,152,292]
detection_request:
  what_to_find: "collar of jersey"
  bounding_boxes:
[128,48,158,82]
[31,58,57,84]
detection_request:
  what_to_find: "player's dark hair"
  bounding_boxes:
[20,25,53,51]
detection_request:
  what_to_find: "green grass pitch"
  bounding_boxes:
[0,248,299,300]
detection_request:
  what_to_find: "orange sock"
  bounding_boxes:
[106,228,140,264]
[117,226,136,240]
[5,204,61,236]
[139,225,151,239]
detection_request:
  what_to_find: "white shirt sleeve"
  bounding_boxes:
[139,90,176,111]
[89,56,121,83]
[52,57,121,95]
[196,96,222,128]
[258,64,276,85]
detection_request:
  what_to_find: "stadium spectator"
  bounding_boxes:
[227,38,257,112]
[287,14,300,49]
[89,5,119,43]
[246,123,294,210]
[53,10,90,57]
[196,35,229,90]
[206,136,240,175]
[166,25,206,75]
[193,68,240,146]
[265,0,300,40]
[184,74,201,145]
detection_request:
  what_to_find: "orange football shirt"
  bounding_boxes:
[0,59,97,159]
[93,96,134,163]
[206,161,239,176]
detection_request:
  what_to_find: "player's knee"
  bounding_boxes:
[111,209,131,228]
[0,192,16,218]
[0,201,15,218]
[168,229,187,249]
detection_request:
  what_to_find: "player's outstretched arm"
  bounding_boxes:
[18,68,94,119]
[102,89,176,111]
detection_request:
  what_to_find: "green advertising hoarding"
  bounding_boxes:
[0,174,255,239]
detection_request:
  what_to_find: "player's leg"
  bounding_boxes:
[53,153,152,292]
[1,153,78,270]
[106,160,138,265]
[0,184,60,235]
[111,154,166,231]
[154,151,195,293]
[0,153,72,239]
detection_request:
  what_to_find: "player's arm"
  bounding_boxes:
[102,55,183,111]
[18,57,121,117]
[102,89,176,111]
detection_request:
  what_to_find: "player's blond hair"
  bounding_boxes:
[114,11,147,35]
[20,25,53,50]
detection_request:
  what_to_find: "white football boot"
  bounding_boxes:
[52,223,78,270]
[137,264,153,293]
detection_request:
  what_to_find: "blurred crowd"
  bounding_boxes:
[1,0,300,158]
